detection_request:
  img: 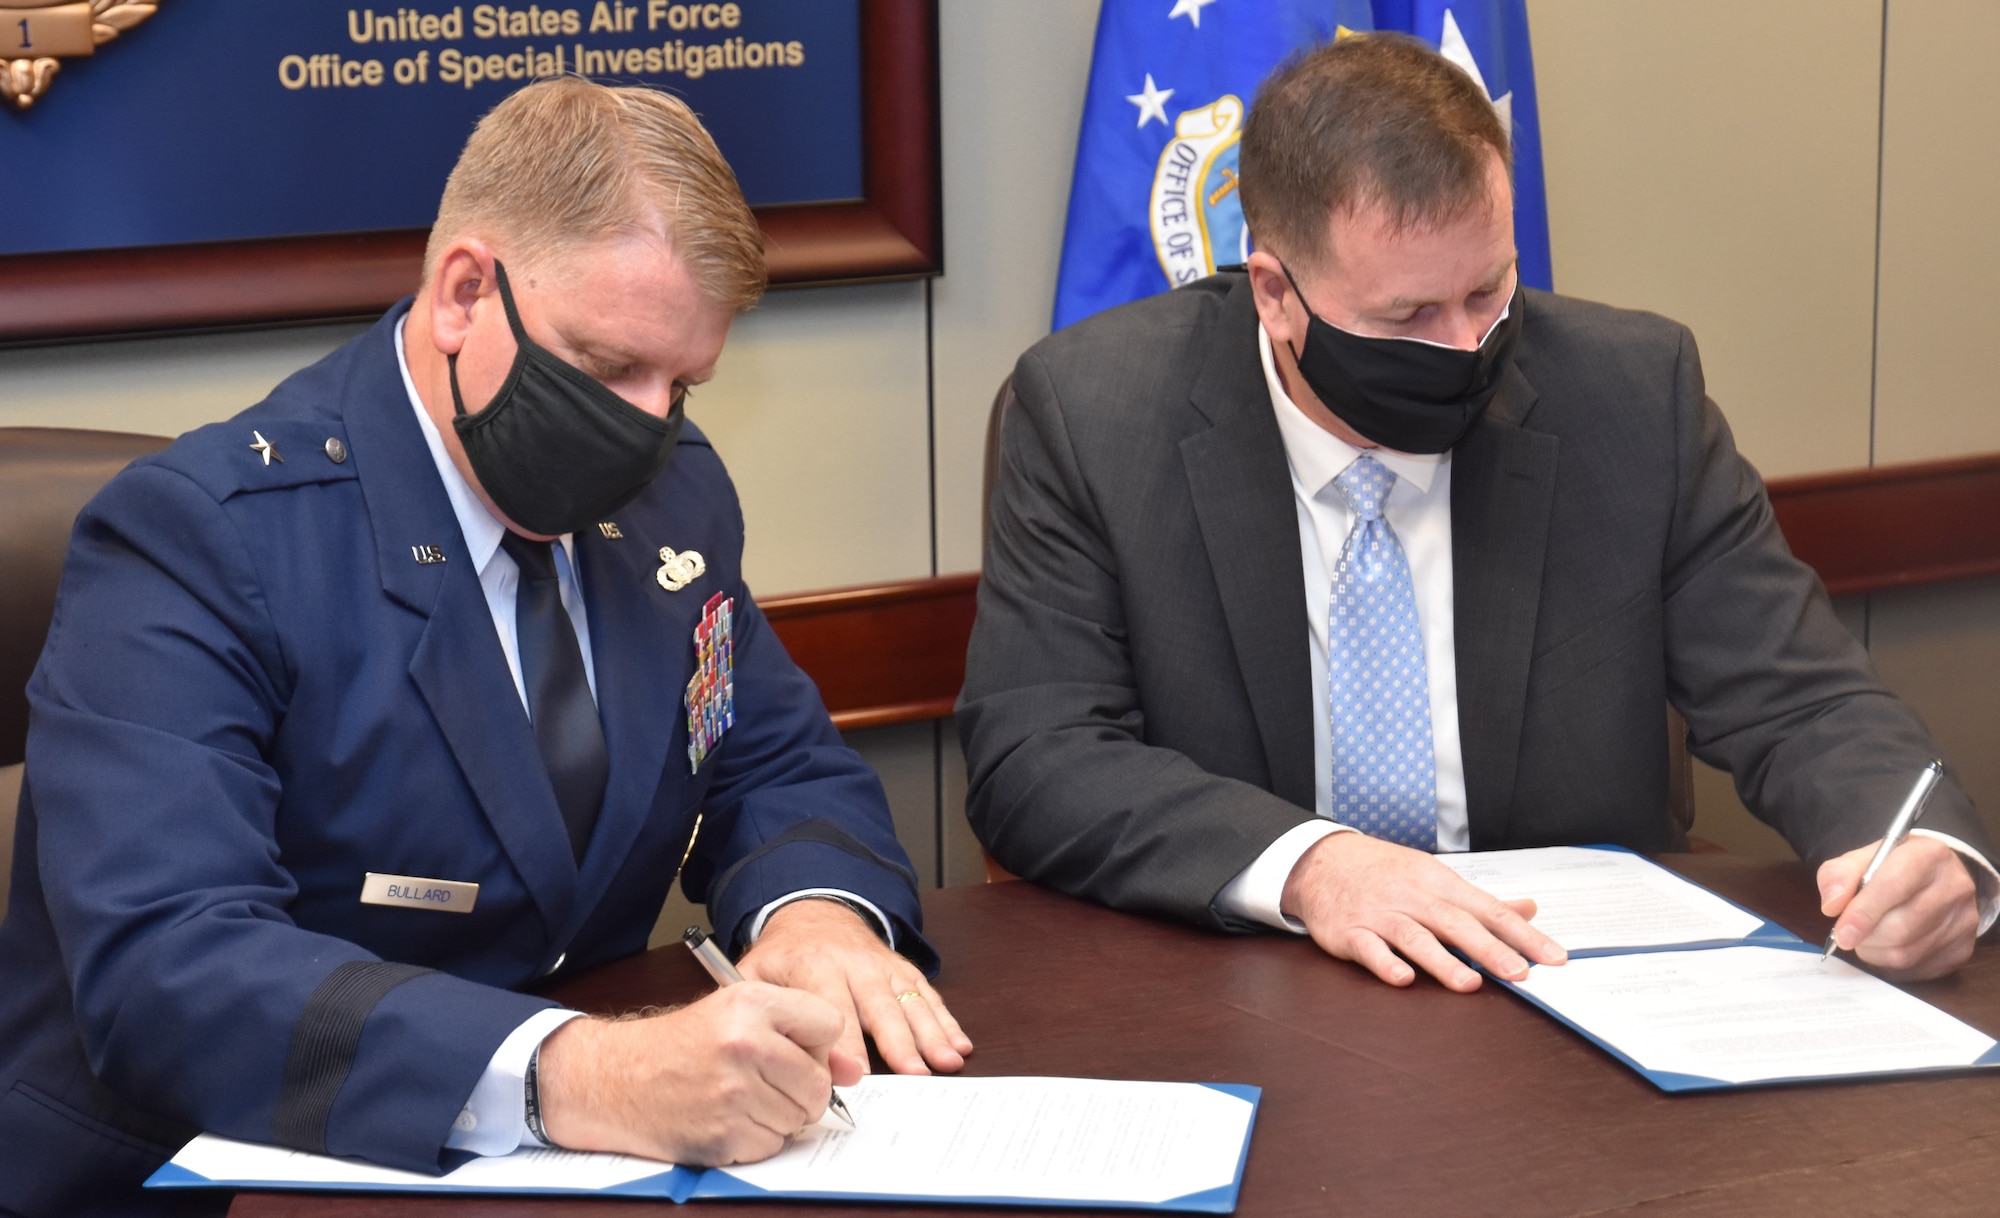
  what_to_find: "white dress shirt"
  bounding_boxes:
[1215,322,2000,937]
[392,320,889,1152]
[1214,325,1468,931]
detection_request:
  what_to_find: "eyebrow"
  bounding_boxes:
[1383,255,1518,312]
[564,335,645,365]
[553,326,715,385]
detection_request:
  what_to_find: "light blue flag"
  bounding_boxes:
[1051,0,1551,332]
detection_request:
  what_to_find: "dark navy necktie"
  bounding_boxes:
[500,532,607,862]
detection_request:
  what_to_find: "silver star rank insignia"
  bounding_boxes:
[249,430,283,466]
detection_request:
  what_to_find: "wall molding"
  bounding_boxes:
[762,572,977,731]
[768,454,2000,729]
[1765,453,2000,596]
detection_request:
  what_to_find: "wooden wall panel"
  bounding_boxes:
[1765,455,2000,596]
[762,572,979,730]
[767,457,2000,730]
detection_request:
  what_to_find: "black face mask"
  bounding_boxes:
[1279,261,1522,454]
[449,260,684,536]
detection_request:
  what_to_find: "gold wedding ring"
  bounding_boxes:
[894,990,922,1004]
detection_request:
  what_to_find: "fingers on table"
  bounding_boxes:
[1319,871,1565,990]
[1423,900,1533,983]
[1320,907,1477,992]
[857,975,967,1074]
[1395,874,1563,983]
[1335,923,1421,989]
[920,979,975,1053]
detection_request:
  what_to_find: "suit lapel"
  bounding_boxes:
[343,307,576,937]
[1180,280,1316,811]
[1451,359,1558,847]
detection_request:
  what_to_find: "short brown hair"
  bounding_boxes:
[426,77,766,312]
[1239,34,1510,270]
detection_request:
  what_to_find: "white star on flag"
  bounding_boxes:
[1168,0,1218,28]
[1438,9,1512,137]
[1126,73,1175,128]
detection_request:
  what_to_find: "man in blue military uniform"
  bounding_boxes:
[0,78,970,1216]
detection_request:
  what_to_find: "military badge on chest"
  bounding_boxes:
[686,592,735,772]
[657,546,705,592]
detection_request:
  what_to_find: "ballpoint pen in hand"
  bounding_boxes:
[1823,759,1947,960]
[682,927,857,1128]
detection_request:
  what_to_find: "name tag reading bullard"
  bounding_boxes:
[360,873,478,914]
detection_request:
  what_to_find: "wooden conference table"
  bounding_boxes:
[234,856,2000,1217]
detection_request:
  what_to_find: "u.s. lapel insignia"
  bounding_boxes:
[249,430,283,466]
[3,1,163,111]
[597,522,623,539]
[656,546,706,592]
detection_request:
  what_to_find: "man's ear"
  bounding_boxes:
[1246,250,1303,350]
[426,241,494,357]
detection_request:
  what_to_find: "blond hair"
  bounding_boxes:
[426,77,766,312]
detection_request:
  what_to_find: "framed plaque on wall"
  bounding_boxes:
[0,0,939,342]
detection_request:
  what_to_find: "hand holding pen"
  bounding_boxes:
[1816,760,1983,980]
[1823,761,1944,959]
[686,927,858,1128]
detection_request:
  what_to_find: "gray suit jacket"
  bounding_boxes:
[957,273,1989,931]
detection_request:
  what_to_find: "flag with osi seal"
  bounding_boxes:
[1051,0,1550,331]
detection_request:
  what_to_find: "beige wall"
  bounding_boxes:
[1532,0,2000,472]
[6,0,1997,880]
[700,282,935,593]
[1873,0,2000,462]
[0,322,367,437]
[930,0,1102,573]
[1532,0,2000,852]
[1533,0,1884,477]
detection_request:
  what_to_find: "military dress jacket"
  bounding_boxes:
[0,304,932,1217]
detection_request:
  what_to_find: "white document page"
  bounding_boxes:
[716,1074,1256,1205]
[166,1135,674,1191]
[1514,945,1997,1084]
[1436,846,1765,951]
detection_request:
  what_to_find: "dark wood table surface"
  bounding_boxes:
[233,856,2000,1217]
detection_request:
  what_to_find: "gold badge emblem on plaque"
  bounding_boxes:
[1,1,161,111]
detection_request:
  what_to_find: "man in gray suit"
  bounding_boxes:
[959,34,1993,991]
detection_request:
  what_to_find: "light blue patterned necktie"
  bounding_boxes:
[1328,455,1438,850]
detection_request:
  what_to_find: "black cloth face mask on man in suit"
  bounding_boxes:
[1277,259,1523,455]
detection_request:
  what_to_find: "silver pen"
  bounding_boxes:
[682,927,857,1128]
[1823,759,1947,960]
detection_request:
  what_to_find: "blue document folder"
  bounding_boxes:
[148,1077,1261,1213]
[1451,847,2000,1091]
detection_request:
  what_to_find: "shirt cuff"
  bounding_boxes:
[1214,820,1354,933]
[747,889,896,950]
[445,1007,586,1155]
[1910,828,2000,936]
